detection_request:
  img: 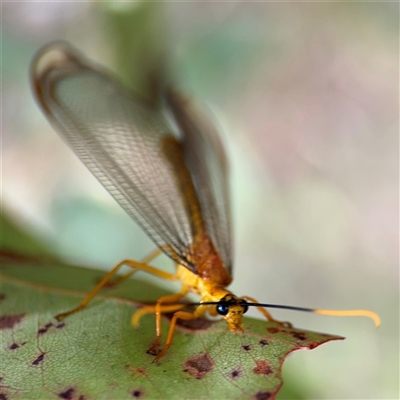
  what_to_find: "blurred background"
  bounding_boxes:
[2,2,398,399]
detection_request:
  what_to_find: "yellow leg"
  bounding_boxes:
[55,257,177,321]
[154,310,196,362]
[110,248,163,286]
[241,295,293,328]
[154,292,188,339]
[131,303,188,326]
[132,289,188,354]
[132,302,210,360]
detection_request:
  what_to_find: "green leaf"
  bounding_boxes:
[1,212,342,399]
[0,212,52,257]
[1,258,342,400]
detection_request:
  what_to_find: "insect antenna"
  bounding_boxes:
[188,301,381,326]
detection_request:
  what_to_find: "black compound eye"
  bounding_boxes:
[216,302,229,316]
[241,302,249,314]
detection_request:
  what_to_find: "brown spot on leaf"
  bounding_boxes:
[0,314,25,330]
[9,341,26,350]
[259,339,268,347]
[242,344,251,351]
[230,367,242,380]
[183,353,214,379]
[134,368,147,377]
[126,365,148,378]
[291,331,307,341]
[0,393,8,400]
[78,396,86,400]
[38,322,54,335]
[0,248,52,264]
[32,352,45,366]
[132,389,144,398]
[267,327,279,334]
[56,323,65,329]
[253,360,273,376]
[58,388,75,399]
[255,391,272,400]
[0,293,5,301]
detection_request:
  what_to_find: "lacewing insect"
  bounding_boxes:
[31,42,380,361]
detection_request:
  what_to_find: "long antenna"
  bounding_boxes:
[188,301,381,326]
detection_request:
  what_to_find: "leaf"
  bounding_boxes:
[1,259,342,400]
[0,212,342,399]
[0,212,52,257]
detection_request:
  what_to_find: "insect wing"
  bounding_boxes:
[166,91,232,272]
[31,42,232,272]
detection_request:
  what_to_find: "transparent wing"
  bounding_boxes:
[166,90,232,272]
[31,42,232,273]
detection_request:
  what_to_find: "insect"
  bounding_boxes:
[31,41,380,361]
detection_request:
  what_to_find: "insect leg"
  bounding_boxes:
[154,310,197,362]
[110,248,164,286]
[132,290,188,353]
[241,295,293,328]
[55,258,177,321]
